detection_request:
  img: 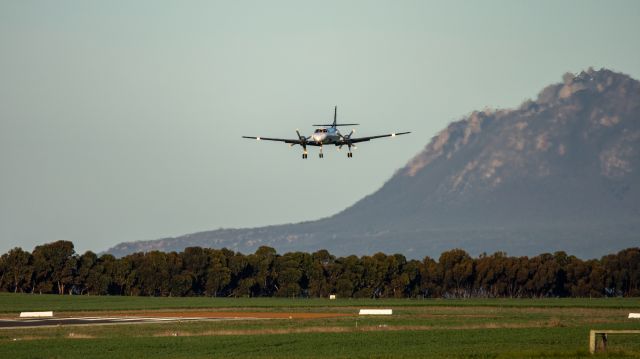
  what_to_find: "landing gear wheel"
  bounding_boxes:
[347,152,353,158]
[302,153,308,159]
[319,153,324,159]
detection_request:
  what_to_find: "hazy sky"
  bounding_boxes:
[1,1,639,255]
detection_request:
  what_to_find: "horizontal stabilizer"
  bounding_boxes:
[313,123,360,127]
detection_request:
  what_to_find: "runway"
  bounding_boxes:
[0,316,246,329]
[0,311,349,329]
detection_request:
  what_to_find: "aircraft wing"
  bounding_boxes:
[241,136,322,146]
[347,131,411,144]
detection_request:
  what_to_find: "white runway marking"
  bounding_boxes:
[0,315,253,329]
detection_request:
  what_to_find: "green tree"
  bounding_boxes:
[419,256,441,297]
[602,248,640,296]
[402,259,422,297]
[385,254,408,298]
[308,250,333,297]
[75,251,98,295]
[85,254,112,295]
[228,252,252,297]
[0,247,33,293]
[205,249,231,297]
[335,277,354,297]
[526,253,561,297]
[32,241,76,294]
[137,251,170,296]
[110,255,133,295]
[439,249,474,297]
[474,252,510,297]
[332,255,362,298]
[250,246,277,296]
[357,255,378,298]
[275,252,305,297]
[182,247,209,295]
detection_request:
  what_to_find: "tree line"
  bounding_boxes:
[0,241,638,298]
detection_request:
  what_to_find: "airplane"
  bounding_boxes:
[242,106,410,159]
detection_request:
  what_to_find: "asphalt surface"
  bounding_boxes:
[0,316,236,329]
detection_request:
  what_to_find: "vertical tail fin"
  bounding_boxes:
[333,106,337,127]
[313,105,358,127]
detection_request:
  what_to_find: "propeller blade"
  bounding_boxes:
[294,129,308,152]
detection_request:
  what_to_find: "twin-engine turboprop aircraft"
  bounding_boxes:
[242,106,410,159]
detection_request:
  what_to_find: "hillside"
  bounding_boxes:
[106,68,640,258]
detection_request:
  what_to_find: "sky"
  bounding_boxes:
[1,1,640,255]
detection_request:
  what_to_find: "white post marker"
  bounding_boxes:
[358,309,392,315]
[19,311,54,318]
[329,294,336,300]
[629,313,640,319]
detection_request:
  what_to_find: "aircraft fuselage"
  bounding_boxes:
[311,127,342,145]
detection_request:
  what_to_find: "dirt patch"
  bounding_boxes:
[414,313,497,318]
[154,326,352,337]
[150,321,566,338]
[119,311,351,319]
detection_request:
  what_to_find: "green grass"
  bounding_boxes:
[1,294,639,358]
[2,328,640,358]
[1,293,639,313]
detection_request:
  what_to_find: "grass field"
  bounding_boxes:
[1,293,639,312]
[1,294,639,358]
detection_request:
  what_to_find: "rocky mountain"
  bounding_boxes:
[106,68,640,259]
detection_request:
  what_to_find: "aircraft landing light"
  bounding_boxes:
[257,137,261,141]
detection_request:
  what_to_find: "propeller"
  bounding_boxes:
[344,128,355,138]
[339,129,356,150]
[295,129,308,154]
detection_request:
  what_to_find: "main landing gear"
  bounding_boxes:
[302,153,308,159]
[347,152,353,158]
